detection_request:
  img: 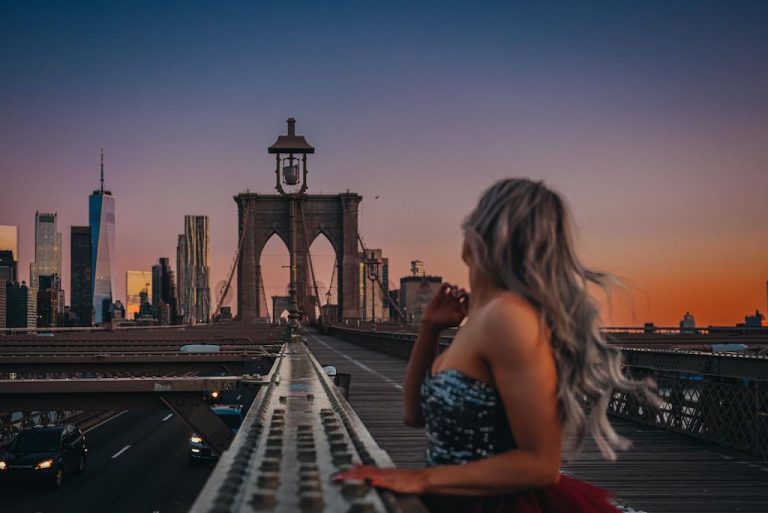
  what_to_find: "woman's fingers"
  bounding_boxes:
[332,464,379,481]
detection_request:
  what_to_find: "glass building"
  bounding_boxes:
[29,212,62,289]
[152,257,177,324]
[6,283,37,329]
[126,270,152,320]
[70,226,92,326]
[89,150,116,323]
[176,215,210,324]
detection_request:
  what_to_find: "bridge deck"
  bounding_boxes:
[307,332,768,513]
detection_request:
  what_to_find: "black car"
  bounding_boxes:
[0,424,87,488]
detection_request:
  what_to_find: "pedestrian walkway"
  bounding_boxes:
[307,331,768,513]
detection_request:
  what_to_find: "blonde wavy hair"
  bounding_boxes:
[462,178,656,461]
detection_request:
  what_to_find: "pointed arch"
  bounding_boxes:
[260,233,290,320]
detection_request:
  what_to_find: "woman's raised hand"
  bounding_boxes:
[421,283,469,331]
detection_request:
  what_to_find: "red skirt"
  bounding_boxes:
[421,475,622,513]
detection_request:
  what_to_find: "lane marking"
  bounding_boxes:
[83,410,128,434]
[310,334,403,391]
[161,413,173,422]
[111,445,131,459]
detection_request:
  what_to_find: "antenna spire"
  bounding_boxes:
[100,148,104,193]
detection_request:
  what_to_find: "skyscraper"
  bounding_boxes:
[176,216,210,324]
[71,226,93,326]
[6,282,37,329]
[0,225,19,285]
[29,211,62,289]
[126,270,152,320]
[37,274,59,328]
[89,150,116,323]
[151,257,177,324]
[0,250,16,287]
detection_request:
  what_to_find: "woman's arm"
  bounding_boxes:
[402,321,442,427]
[340,295,562,495]
[403,284,469,428]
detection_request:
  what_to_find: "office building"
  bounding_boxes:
[29,212,62,289]
[90,150,116,323]
[0,225,18,285]
[71,226,93,326]
[126,270,152,320]
[37,289,58,327]
[0,250,16,286]
[399,261,441,325]
[177,216,210,324]
[151,257,177,324]
[6,282,37,329]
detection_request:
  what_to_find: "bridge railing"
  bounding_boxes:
[328,326,768,458]
[613,348,768,458]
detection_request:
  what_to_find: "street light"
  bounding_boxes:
[366,252,379,324]
[268,118,315,341]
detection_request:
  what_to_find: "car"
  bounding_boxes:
[188,405,243,463]
[0,424,87,488]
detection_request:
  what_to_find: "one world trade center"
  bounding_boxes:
[89,149,115,323]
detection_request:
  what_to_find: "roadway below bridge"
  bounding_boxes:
[306,330,768,513]
[1,410,213,513]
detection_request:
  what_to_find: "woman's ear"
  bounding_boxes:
[461,237,473,267]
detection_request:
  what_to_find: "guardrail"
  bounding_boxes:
[329,326,768,458]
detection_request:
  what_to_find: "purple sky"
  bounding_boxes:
[1,1,767,325]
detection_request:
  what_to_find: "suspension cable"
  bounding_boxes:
[213,201,250,319]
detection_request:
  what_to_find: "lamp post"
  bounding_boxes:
[268,118,315,341]
[366,252,379,324]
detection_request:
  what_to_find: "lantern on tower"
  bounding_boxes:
[268,117,315,195]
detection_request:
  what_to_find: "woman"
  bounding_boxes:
[335,179,655,512]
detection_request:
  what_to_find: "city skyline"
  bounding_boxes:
[1,1,767,326]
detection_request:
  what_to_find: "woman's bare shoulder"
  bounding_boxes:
[475,292,546,359]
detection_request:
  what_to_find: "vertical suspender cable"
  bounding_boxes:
[298,200,325,325]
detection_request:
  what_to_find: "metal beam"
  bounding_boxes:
[620,347,768,380]
[0,352,275,376]
[0,376,267,410]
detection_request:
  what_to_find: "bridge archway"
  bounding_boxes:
[236,193,362,323]
[259,234,290,321]
[308,232,338,321]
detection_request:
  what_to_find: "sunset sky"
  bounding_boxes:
[1,1,766,326]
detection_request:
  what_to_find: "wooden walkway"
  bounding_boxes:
[306,332,768,513]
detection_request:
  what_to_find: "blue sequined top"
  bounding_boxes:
[421,369,515,466]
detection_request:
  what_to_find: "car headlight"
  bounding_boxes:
[0,461,7,470]
[35,458,54,470]
[190,435,203,444]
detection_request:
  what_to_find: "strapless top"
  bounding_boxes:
[420,368,515,466]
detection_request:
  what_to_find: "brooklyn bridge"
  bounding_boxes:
[1,121,766,513]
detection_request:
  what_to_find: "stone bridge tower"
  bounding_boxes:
[236,119,362,323]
